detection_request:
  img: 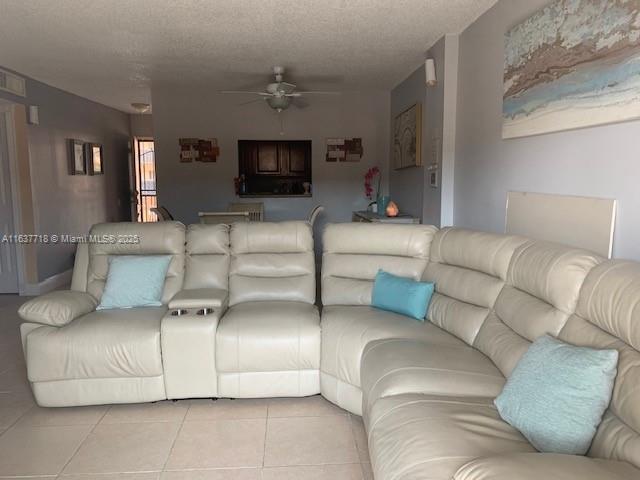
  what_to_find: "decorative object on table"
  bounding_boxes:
[234,174,247,195]
[85,143,103,175]
[377,195,391,216]
[326,138,363,162]
[302,182,311,195]
[179,138,219,162]
[364,166,381,199]
[503,0,640,139]
[68,139,86,175]
[393,103,422,169]
[385,201,399,217]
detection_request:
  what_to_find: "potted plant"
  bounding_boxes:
[364,167,390,214]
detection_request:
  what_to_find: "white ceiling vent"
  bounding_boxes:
[0,68,26,97]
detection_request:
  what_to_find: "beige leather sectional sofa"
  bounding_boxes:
[18,220,640,480]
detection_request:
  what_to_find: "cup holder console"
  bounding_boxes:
[168,308,215,317]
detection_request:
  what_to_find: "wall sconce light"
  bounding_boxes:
[425,59,437,87]
[28,105,39,125]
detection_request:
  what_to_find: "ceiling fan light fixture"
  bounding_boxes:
[267,96,291,111]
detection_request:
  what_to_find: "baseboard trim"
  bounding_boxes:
[20,269,73,296]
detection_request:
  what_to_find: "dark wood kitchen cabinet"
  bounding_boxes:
[238,140,312,196]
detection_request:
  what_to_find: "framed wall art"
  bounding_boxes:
[503,0,640,139]
[86,143,104,175]
[393,103,422,169]
[68,139,86,175]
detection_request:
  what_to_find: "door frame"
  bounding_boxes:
[131,136,156,222]
[0,100,28,292]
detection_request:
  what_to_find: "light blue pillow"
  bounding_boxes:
[371,269,435,321]
[495,335,618,455]
[97,255,172,310]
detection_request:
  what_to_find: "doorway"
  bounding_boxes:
[133,138,157,222]
[0,104,19,292]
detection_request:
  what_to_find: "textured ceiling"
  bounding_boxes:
[0,0,497,112]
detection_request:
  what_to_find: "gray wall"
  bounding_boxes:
[151,85,390,246]
[423,36,447,226]
[454,0,640,260]
[0,68,131,280]
[389,65,427,220]
[389,36,447,226]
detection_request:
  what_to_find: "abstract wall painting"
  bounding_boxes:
[503,0,640,139]
[393,103,422,169]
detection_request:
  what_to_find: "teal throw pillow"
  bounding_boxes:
[494,334,618,455]
[97,255,172,310]
[371,269,435,321]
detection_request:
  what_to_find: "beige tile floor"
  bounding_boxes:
[0,295,373,480]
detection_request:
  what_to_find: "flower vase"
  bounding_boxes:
[377,195,391,216]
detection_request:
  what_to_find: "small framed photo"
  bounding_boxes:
[68,139,86,175]
[86,143,104,175]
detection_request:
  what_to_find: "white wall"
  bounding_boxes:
[151,85,390,245]
[454,0,640,259]
[130,114,153,138]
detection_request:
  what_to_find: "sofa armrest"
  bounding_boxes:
[18,290,98,327]
[168,288,228,311]
[454,453,639,480]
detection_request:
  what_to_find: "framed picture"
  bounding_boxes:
[503,0,640,138]
[393,103,422,169]
[68,139,86,175]
[86,143,104,175]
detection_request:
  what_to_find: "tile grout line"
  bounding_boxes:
[159,407,188,475]
[55,417,100,477]
[347,414,369,479]
[0,396,35,437]
[261,408,269,469]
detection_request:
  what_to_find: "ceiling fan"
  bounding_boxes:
[220,66,340,112]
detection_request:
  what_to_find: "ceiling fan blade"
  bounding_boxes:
[286,91,341,96]
[280,81,297,93]
[220,90,271,96]
[238,98,266,106]
[300,91,341,95]
[292,98,309,109]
